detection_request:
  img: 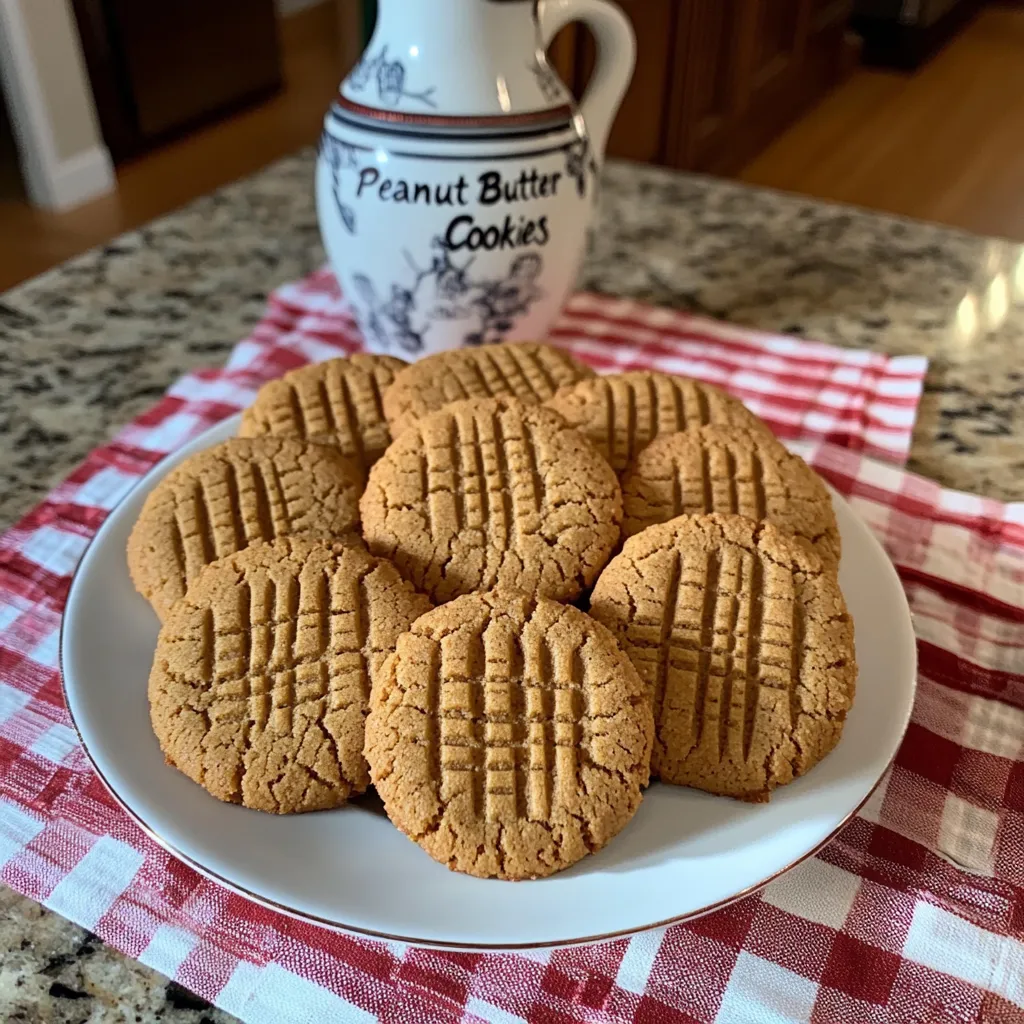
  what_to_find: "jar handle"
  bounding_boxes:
[538,0,636,162]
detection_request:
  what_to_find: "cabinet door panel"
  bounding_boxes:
[752,1,806,90]
[669,2,747,168]
[669,0,855,175]
[689,4,740,137]
[811,0,854,31]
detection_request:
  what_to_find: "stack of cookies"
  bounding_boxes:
[129,342,856,881]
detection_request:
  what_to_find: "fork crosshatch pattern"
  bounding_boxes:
[368,593,650,872]
[193,564,371,735]
[2,274,1023,1022]
[436,628,590,825]
[362,399,621,604]
[148,541,433,815]
[596,531,829,793]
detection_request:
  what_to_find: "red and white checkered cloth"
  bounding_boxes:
[2,274,1023,1024]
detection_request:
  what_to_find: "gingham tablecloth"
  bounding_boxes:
[2,275,1023,1024]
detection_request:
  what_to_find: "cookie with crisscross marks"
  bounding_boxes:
[590,515,855,802]
[239,354,406,475]
[382,342,594,438]
[621,427,840,567]
[360,397,622,604]
[545,371,770,474]
[365,591,653,879]
[149,537,432,813]
[128,437,364,621]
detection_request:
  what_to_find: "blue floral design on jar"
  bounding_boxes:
[348,47,438,110]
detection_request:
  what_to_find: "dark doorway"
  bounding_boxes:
[0,86,26,201]
[70,0,283,164]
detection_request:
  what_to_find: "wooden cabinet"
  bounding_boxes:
[668,3,745,170]
[552,0,856,175]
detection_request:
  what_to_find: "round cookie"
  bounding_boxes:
[382,342,594,438]
[149,537,432,813]
[360,397,623,604]
[621,426,840,567]
[590,514,856,802]
[365,590,653,879]
[545,371,769,474]
[128,437,363,621]
[239,354,406,475]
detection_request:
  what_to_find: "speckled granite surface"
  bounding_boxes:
[0,888,234,1024]
[1,153,1022,1021]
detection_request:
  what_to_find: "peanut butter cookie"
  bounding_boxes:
[365,590,653,879]
[382,342,594,438]
[622,427,840,567]
[360,397,622,604]
[590,514,856,802]
[546,371,769,474]
[239,354,406,474]
[149,537,432,813]
[128,437,363,621]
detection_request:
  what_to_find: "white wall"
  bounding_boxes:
[0,0,114,210]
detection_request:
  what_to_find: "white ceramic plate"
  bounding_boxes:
[61,413,917,950]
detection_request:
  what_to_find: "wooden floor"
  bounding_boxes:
[741,5,1024,240]
[2,5,1024,293]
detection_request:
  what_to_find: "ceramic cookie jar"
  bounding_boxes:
[315,0,636,358]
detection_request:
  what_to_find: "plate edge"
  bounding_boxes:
[57,414,918,951]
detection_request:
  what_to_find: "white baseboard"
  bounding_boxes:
[276,0,329,15]
[0,0,116,211]
[46,145,116,211]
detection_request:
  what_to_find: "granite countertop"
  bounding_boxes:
[1,153,1022,1021]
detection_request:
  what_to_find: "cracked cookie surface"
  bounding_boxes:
[148,537,432,813]
[365,591,654,879]
[382,342,594,438]
[128,437,364,620]
[239,354,406,474]
[590,514,856,801]
[545,371,770,474]
[622,426,840,567]
[360,397,623,604]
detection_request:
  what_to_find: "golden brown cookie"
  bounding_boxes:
[590,514,856,802]
[239,354,406,474]
[360,397,622,605]
[621,427,840,568]
[382,342,594,438]
[127,437,362,621]
[149,537,432,813]
[545,371,769,474]
[365,590,653,879]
